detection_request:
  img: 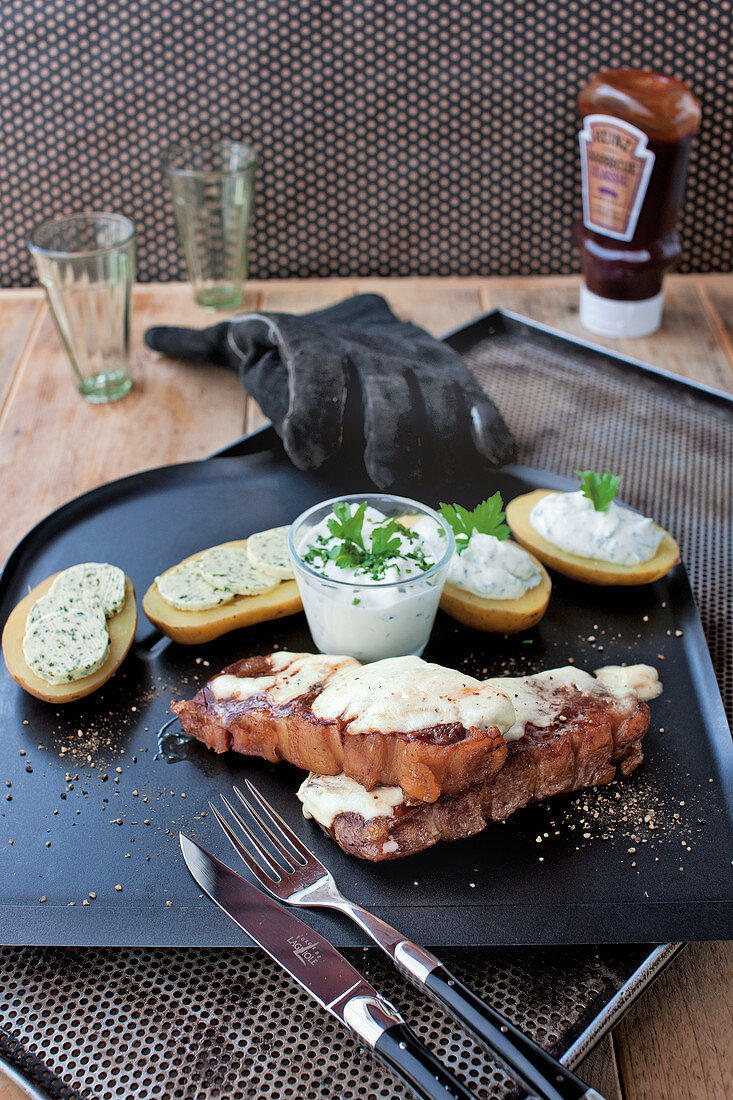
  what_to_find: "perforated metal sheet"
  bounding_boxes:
[1,315,730,1099]
[0,943,651,1100]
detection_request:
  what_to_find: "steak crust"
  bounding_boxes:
[324,690,650,860]
[172,652,508,803]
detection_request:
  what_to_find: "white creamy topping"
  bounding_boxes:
[448,532,542,600]
[594,664,663,701]
[529,491,665,565]
[198,546,279,596]
[246,526,294,580]
[299,505,437,585]
[297,773,405,828]
[23,608,109,684]
[209,651,359,705]
[411,514,448,558]
[311,655,516,736]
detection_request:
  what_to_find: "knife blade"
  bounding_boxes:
[179,833,478,1100]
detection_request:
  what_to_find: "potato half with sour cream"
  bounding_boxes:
[440,545,551,632]
[143,538,303,644]
[2,571,137,703]
[506,489,680,586]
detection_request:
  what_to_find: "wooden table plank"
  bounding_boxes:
[698,274,733,368]
[354,277,484,335]
[576,1034,624,1100]
[616,941,733,1100]
[0,292,43,415]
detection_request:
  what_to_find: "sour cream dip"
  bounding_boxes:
[529,491,664,565]
[446,531,542,600]
[288,495,454,662]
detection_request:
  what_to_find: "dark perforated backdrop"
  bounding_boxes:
[1,0,731,287]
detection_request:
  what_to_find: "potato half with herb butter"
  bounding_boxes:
[434,496,552,632]
[143,535,302,644]
[2,566,137,703]
[506,471,680,586]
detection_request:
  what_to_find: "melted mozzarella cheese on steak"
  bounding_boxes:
[298,773,404,828]
[209,651,359,705]
[593,664,662,700]
[311,655,516,737]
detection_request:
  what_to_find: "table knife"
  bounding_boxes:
[180,834,479,1100]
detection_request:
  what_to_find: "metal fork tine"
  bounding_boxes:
[218,794,294,876]
[241,778,321,868]
[232,782,309,869]
[209,800,282,883]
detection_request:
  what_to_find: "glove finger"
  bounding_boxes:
[411,367,474,482]
[412,351,517,468]
[280,346,348,470]
[463,384,517,466]
[356,357,421,487]
[144,322,231,367]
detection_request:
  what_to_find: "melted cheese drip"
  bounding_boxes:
[209,651,359,705]
[297,773,405,828]
[485,667,600,740]
[593,664,662,700]
[311,655,515,736]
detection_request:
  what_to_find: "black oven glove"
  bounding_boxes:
[145,294,516,488]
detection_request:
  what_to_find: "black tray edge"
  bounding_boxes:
[443,308,733,408]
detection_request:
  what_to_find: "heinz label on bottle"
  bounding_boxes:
[579,114,655,241]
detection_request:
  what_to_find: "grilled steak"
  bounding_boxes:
[172,651,514,803]
[299,668,654,860]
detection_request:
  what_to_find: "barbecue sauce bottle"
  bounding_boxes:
[577,69,701,337]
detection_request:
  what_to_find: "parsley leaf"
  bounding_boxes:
[574,468,621,512]
[327,501,367,548]
[438,493,510,553]
[370,518,402,558]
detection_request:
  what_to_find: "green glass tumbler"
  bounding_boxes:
[29,213,135,403]
[163,140,258,311]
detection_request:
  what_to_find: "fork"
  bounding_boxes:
[210,781,604,1100]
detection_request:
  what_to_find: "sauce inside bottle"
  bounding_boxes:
[576,69,701,337]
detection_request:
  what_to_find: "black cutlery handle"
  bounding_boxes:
[424,965,600,1100]
[375,1022,479,1100]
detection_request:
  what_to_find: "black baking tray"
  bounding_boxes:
[0,432,731,948]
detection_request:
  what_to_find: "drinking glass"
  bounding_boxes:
[28,213,135,403]
[163,140,257,311]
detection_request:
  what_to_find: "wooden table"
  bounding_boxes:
[0,275,731,1100]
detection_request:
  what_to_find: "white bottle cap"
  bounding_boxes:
[579,283,664,338]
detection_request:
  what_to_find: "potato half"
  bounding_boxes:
[439,546,551,632]
[506,489,680,586]
[2,574,137,703]
[143,538,303,644]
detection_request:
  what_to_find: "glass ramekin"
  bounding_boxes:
[287,493,455,662]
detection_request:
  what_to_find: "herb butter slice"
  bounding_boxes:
[22,608,110,684]
[198,546,280,596]
[156,560,234,611]
[246,526,294,580]
[51,563,126,618]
